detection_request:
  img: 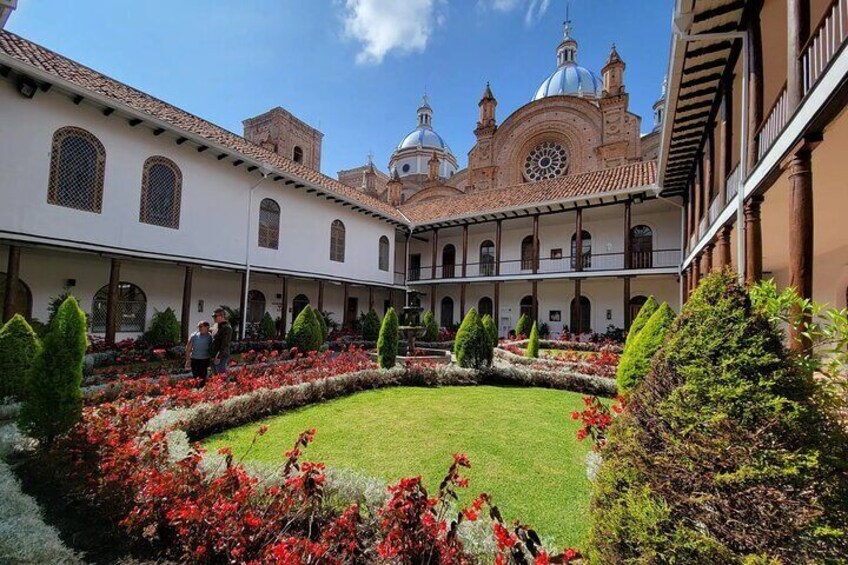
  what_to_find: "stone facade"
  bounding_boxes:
[338,164,390,196]
[243,106,323,172]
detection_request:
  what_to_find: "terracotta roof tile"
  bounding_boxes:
[400,161,657,225]
[0,31,405,222]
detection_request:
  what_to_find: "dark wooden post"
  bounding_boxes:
[317,280,324,312]
[238,270,247,338]
[706,124,716,203]
[342,283,349,328]
[716,226,732,269]
[703,243,714,275]
[106,258,121,345]
[461,224,468,278]
[683,194,691,253]
[788,146,814,352]
[575,209,584,272]
[369,286,374,311]
[721,77,734,206]
[744,195,764,284]
[532,214,540,274]
[3,245,21,323]
[430,284,436,314]
[493,282,500,325]
[747,9,764,172]
[787,0,811,111]
[531,280,538,322]
[623,276,632,329]
[460,283,466,319]
[624,201,632,269]
[180,265,193,343]
[431,229,439,280]
[279,276,288,337]
[402,235,409,280]
[691,254,701,289]
[573,279,582,334]
[695,158,704,229]
[495,219,503,276]
[682,268,689,303]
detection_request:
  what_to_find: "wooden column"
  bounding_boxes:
[623,276,632,330]
[575,209,584,272]
[532,214,540,274]
[460,283,467,319]
[787,0,811,112]
[105,258,122,345]
[695,158,704,228]
[716,225,732,269]
[684,195,691,253]
[624,201,632,269]
[342,283,349,328]
[430,284,436,314]
[531,280,538,322]
[747,9,764,172]
[180,265,194,343]
[369,286,374,311]
[493,282,500,325]
[279,276,288,337]
[402,236,409,280]
[2,245,21,323]
[431,229,439,280]
[495,219,503,276]
[721,77,734,206]
[788,146,814,352]
[238,270,247,337]
[703,243,714,275]
[691,254,701,290]
[744,195,765,284]
[461,224,468,278]
[573,279,582,334]
[317,280,324,312]
[682,268,689,303]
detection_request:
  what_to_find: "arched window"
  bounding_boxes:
[0,276,32,320]
[519,295,537,322]
[571,230,592,269]
[292,294,310,321]
[92,282,147,333]
[570,296,591,334]
[330,220,346,262]
[480,240,495,276]
[378,235,390,271]
[293,146,304,164]
[629,295,648,328]
[478,296,493,318]
[630,225,653,269]
[442,244,456,278]
[247,290,266,324]
[140,156,182,229]
[259,198,281,249]
[521,235,536,271]
[440,297,454,327]
[48,126,106,212]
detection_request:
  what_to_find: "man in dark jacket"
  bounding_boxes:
[210,307,233,375]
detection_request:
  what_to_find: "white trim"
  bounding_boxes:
[409,267,679,285]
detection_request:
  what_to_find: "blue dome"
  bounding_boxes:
[397,126,453,153]
[533,62,603,101]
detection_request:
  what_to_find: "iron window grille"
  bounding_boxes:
[91,282,147,333]
[259,198,281,249]
[47,126,106,213]
[139,156,182,229]
[330,220,346,262]
[378,235,390,271]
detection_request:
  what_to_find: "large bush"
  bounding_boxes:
[361,309,381,341]
[482,313,498,351]
[0,314,39,400]
[143,307,181,347]
[377,307,399,369]
[615,302,674,394]
[316,309,330,343]
[514,313,532,338]
[19,296,86,444]
[422,310,439,342]
[588,272,848,563]
[624,295,657,348]
[454,308,491,369]
[258,312,277,340]
[288,307,323,353]
[526,323,540,359]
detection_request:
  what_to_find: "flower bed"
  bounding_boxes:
[495,346,619,380]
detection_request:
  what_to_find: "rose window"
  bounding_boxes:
[523,142,569,181]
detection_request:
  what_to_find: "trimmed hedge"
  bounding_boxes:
[377,307,399,369]
[288,307,323,353]
[515,313,532,338]
[19,296,86,443]
[361,309,381,342]
[422,310,439,342]
[454,308,490,369]
[624,295,657,348]
[526,323,540,358]
[0,315,39,400]
[588,272,848,563]
[615,302,675,394]
[143,307,181,347]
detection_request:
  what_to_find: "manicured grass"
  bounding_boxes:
[204,385,594,547]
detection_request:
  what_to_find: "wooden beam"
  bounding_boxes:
[197,145,208,153]
[232,159,243,167]
[153,128,165,136]
[176,137,188,145]
[2,246,21,323]
[247,165,258,172]
[128,118,143,127]
[102,107,115,116]
[217,153,228,160]
[72,94,84,105]
[105,258,121,345]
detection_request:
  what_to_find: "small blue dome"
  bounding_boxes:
[533,62,603,101]
[397,126,452,153]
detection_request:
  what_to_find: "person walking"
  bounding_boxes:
[210,307,233,375]
[184,321,213,381]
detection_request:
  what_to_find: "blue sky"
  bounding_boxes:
[7,0,673,177]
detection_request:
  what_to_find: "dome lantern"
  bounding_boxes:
[532,18,603,101]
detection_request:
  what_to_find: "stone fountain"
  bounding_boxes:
[391,291,451,365]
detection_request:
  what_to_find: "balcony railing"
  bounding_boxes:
[756,83,788,161]
[802,0,848,95]
[393,271,406,285]
[698,216,708,239]
[708,195,721,226]
[726,164,740,202]
[411,249,681,281]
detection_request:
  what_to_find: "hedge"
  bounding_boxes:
[0,315,39,400]
[422,310,440,342]
[361,309,381,342]
[377,307,399,369]
[615,302,674,394]
[143,307,181,347]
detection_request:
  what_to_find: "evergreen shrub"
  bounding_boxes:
[515,313,532,338]
[258,312,277,340]
[143,307,181,347]
[288,307,322,353]
[482,314,498,351]
[0,315,39,399]
[526,323,540,359]
[316,309,330,343]
[377,307,399,369]
[616,302,675,393]
[624,295,657,348]
[454,308,490,369]
[362,309,381,342]
[422,311,439,342]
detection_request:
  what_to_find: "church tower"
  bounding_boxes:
[242,107,323,172]
[467,82,499,194]
[386,167,403,206]
[598,43,640,168]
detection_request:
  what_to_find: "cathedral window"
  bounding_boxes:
[293,146,304,164]
[523,141,568,182]
[258,198,281,249]
[330,220,346,262]
[48,126,106,213]
[139,156,182,229]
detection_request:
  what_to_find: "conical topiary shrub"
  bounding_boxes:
[361,309,381,342]
[288,306,322,353]
[588,272,848,563]
[19,296,86,444]
[315,308,329,343]
[526,323,540,359]
[616,302,675,394]
[422,310,439,342]
[624,295,658,348]
[377,307,399,369]
[482,313,498,350]
[454,308,489,369]
[0,314,39,400]
[515,313,532,339]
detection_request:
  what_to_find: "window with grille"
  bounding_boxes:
[378,235,390,271]
[140,156,182,229]
[247,290,266,324]
[570,230,592,269]
[480,240,495,276]
[91,282,147,333]
[259,198,281,249]
[48,126,106,212]
[330,220,346,262]
[521,235,536,270]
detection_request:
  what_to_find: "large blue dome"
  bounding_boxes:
[533,62,603,101]
[397,126,452,152]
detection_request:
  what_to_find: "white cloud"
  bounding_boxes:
[477,0,552,26]
[342,0,444,65]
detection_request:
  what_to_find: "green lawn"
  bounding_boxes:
[203,386,594,548]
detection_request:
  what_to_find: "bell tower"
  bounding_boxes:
[468,82,499,194]
[598,43,639,168]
